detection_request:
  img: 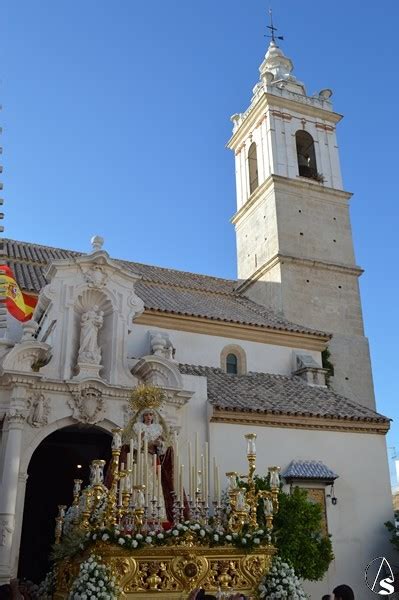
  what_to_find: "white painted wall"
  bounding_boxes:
[128,323,322,375]
[211,422,394,600]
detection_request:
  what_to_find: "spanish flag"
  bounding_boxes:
[0,265,37,322]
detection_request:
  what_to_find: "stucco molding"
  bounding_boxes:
[135,312,329,351]
[235,253,363,295]
[210,409,389,435]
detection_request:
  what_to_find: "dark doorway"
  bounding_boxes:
[18,425,112,584]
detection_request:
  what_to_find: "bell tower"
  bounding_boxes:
[228,35,375,408]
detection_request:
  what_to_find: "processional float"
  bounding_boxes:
[52,386,280,599]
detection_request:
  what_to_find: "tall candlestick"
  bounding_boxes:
[173,432,179,492]
[216,465,220,505]
[157,465,162,507]
[191,465,195,501]
[180,464,184,508]
[119,462,125,505]
[200,454,205,501]
[130,438,134,463]
[188,442,192,499]
[153,454,157,500]
[195,433,199,491]
[175,455,180,500]
[140,452,144,486]
[132,463,137,489]
[127,452,131,471]
[137,426,142,484]
[213,456,217,502]
[204,442,209,505]
[143,435,148,485]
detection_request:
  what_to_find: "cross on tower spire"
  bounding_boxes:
[266,8,284,44]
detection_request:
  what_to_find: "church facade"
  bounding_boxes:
[0,37,394,598]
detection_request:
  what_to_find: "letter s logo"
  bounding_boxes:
[365,556,395,595]
[378,577,395,595]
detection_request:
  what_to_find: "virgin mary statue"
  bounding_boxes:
[127,406,175,521]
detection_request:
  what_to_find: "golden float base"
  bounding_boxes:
[54,542,275,599]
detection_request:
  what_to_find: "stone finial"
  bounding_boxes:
[90,235,104,253]
[259,41,295,82]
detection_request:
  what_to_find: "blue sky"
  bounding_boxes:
[1,1,399,474]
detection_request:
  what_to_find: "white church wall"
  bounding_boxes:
[211,422,394,600]
[128,323,322,375]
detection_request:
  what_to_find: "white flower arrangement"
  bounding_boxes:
[68,554,120,600]
[86,521,271,552]
[36,567,57,599]
[258,556,308,599]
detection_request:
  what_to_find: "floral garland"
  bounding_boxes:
[258,556,308,599]
[68,554,120,600]
[87,521,271,553]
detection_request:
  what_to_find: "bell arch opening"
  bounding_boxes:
[248,142,259,194]
[295,130,317,179]
[18,425,112,584]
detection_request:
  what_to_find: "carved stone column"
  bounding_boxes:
[10,472,28,579]
[0,411,25,583]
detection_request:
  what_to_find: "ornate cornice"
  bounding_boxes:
[210,408,389,435]
[236,253,363,294]
[135,311,329,351]
[227,93,342,150]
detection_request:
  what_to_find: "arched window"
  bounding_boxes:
[221,345,247,375]
[226,353,238,374]
[248,142,259,194]
[295,131,317,179]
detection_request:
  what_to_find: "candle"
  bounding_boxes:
[126,452,131,472]
[173,432,179,491]
[191,466,195,501]
[216,465,220,505]
[188,442,192,499]
[153,454,157,500]
[200,454,205,501]
[132,463,137,489]
[175,456,180,500]
[213,456,217,502]
[195,433,199,491]
[157,465,162,506]
[180,464,184,507]
[119,462,125,505]
[140,452,144,486]
[204,442,209,505]
[137,425,142,484]
[143,436,148,485]
[130,438,134,463]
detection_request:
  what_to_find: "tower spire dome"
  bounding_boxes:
[259,40,295,83]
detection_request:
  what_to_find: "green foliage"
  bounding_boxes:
[322,347,334,387]
[274,487,334,581]
[254,476,334,581]
[385,517,399,552]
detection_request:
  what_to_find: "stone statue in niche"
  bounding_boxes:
[78,305,104,365]
[27,393,50,427]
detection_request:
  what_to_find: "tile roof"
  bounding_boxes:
[282,460,338,481]
[3,238,328,337]
[179,364,389,423]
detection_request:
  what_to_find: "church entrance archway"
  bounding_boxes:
[18,425,112,584]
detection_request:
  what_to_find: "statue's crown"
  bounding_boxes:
[130,384,165,413]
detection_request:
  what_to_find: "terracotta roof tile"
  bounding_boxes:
[3,238,328,337]
[179,364,389,423]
